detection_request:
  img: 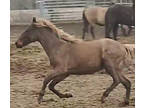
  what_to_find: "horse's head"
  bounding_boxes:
[15,17,40,48]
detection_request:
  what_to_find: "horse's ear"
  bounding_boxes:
[33,17,36,23]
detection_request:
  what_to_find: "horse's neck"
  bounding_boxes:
[38,30,65,58]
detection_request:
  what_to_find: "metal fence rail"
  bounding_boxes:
[36,0,132,22]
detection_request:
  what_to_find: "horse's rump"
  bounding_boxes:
[84,7,108,26]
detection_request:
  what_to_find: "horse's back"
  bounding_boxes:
[84,7,108,26]
[106,4,134,25]
[71,38,125,59]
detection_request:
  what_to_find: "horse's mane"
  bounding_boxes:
[36,19,83,43]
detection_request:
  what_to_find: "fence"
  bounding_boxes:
[36,0,133,23]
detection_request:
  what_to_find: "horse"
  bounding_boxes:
[15,17,133,106]
[82,6,108,39]
[105,1,135,40]
[120,25,133,36]
[82,6,133,40]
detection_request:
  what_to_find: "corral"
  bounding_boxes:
[10,0,135,108]
[11,22,135,108]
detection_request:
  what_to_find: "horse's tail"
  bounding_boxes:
[82,9,89,32]
[132,0,135,9]
[123,44,135,66]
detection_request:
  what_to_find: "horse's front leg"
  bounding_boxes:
[37,68,68,104]
[113,24,119,40]
[82,25,89,40]
[105,23,113,39]
[48,74,72,98]
[90,26,95,39]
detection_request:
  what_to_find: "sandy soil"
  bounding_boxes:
[10,23,135,108]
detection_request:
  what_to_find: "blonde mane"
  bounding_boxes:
[36,19,83,43]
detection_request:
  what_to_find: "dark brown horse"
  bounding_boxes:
[105,0,135,40]
[82,6,133,40]
[15,17,132,106]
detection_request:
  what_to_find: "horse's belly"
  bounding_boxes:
[96,19,105,25]
[96,10,106,25]
[68,43,102,74]
[69,66,103,75]
[68,57,102,75]
[75,55,102,68]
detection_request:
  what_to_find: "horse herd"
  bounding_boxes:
[82,1,135,40]
[14,1,135,107]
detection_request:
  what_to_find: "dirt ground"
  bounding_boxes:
[10,23,135,108]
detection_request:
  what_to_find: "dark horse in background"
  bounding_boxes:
[82,6,133,40]
[105,0,135,40]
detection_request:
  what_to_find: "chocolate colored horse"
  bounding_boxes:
[15,17,132,106]
[105,0,135,40]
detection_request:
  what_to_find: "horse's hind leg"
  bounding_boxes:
[90,26,95,39]
[101,58,120,103]
[82,22,89,40]
[113,24,119,40]
[48,74,72,98]
[118,74,131,106]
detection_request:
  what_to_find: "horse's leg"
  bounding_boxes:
[82,21,89,40]
[113,24,119,40]
[82,27,86,40]
[48,74,73,98]
[90,26,95,39]
[118,73,131,106]
[37,69,68,104]
[105,23,113,39]
[101,58,120,103]
[121,25,127,36]
[127,26,132,36]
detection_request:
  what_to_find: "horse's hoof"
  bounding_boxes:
[65,93,73,98]
[37,96,43,104]
[106,37,113,39]
[119,101,129,107]
[101,96,106,103]
[59,93,73,98]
